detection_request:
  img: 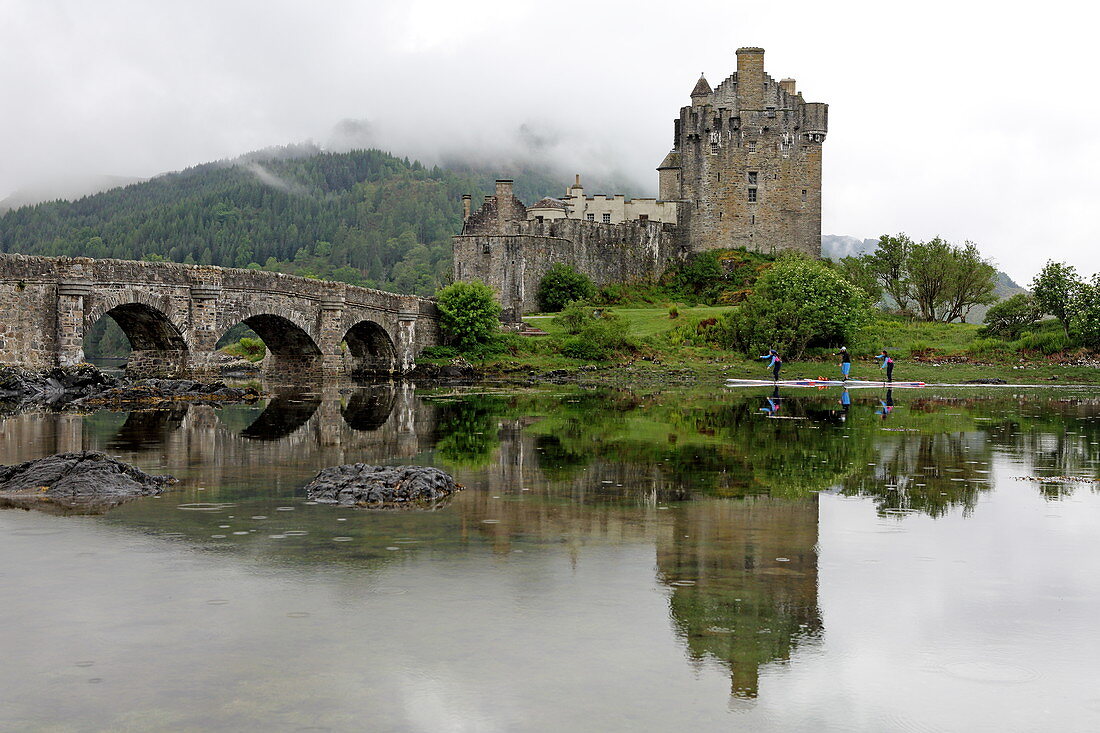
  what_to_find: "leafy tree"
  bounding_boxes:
[1031,260,1082,335]
[536,263,596,312]
[723,256,871,358]
[836,255,882,304]
[1070,275,1100,349]
[435,280,502,350]
[909,239,996,322]
[865,234,914,311]
[979,293,1042,339]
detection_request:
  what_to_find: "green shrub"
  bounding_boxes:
[553,307,639,361]
[968,337,1012,357]
[553,301,598,334]
[675,251,724,304]
[435,280,503,351]
[980,293,1042,339]
[668,306,679,319]
[722,256,871,358]
[537,263,596,312]
[1017,330,1071,355]
[419,345,459,360]
[222,336,266,362]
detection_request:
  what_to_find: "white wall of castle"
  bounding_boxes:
[526,182,678,225]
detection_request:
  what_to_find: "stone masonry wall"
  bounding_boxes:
[454,218,684,319]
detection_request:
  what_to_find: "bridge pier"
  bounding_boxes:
[56,279,93,367]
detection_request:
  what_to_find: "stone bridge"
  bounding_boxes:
[0,254,441,378]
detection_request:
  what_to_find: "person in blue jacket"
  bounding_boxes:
[759,349,782,382]
[875,350,894,383]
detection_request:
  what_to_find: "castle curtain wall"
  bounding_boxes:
[453,219,682,319]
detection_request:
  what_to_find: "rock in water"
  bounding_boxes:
[0,451,176,500]
[0,364,117,405]
[304,464,460,507]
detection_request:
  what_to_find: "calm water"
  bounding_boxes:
[2,382,1100,732]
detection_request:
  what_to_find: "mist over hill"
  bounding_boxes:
[0,146,621,298]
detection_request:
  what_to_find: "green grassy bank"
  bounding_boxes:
[428,305,1100,386]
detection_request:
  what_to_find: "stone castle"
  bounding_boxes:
[453,47,828,319]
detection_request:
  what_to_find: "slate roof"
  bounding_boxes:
[529,197,568,210]
[690,74,712,97]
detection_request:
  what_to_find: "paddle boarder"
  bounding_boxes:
[875,350,894,383]
[759,349,782,382]
[836,346,852,381]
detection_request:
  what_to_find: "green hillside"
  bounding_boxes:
[0,146,569,297]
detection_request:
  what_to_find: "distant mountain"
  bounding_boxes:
[820,234,878,260]
[0,174,147,213]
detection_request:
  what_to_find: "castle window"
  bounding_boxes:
[766,107,776,118]
[751,214,755,225]
[748,171,758,185]
[747,188,758,203]
[482,243,491,254]
[638,214,649,222]
[586,213,595,222]
[747,141,756,153]
[801,189,807,202]
[602,213,611,223]
[536,216,544,224]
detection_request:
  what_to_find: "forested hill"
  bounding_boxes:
[0,146,569,296]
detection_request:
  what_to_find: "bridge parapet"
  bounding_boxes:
[0,253,441,378]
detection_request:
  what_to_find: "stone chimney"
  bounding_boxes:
[495,179,515,230]
[736,47,766,110]
[462,194,472,219]
[779,78,796,95]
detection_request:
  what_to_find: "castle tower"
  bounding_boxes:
[658,47,827,256]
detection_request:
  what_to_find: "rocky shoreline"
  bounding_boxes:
[0,364,261,410]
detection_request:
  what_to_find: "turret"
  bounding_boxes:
[690,73,713,106]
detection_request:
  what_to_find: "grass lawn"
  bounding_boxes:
[526,304,736,339]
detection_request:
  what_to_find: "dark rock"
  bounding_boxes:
[72,378,261,406]
[0,364,117,405]
[0,451,176,511]
[962,378,1008,385]
[408,362,477,380]
[304,464,461,508]
[0,365,260,409]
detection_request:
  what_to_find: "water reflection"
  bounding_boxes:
[3,384,1100,727]
[658,496,822,699]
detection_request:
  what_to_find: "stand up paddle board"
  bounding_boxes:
[725,378,926,388]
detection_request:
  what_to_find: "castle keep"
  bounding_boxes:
[453,47,828,318]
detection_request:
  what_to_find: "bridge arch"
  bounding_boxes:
[218,312,323,380]
[342,320,398,376]
[86,292,190,377]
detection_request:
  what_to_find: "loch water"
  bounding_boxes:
[2,383,1100,732]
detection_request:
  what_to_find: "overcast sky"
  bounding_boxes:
[2,0,1097,282]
